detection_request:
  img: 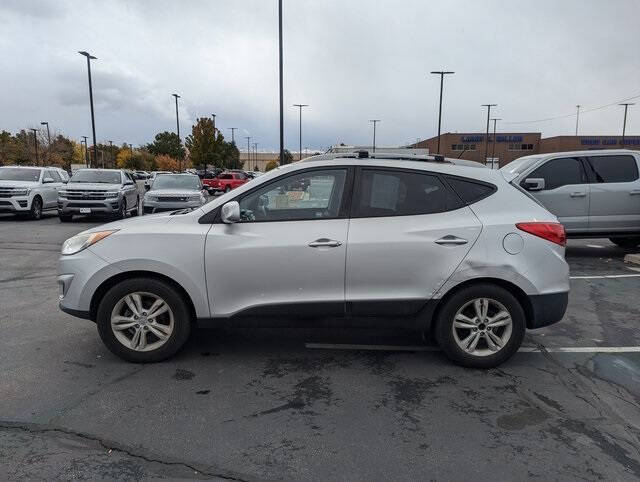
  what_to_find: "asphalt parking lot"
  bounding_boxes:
[1,213,640,480]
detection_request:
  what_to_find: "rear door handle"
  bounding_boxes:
[435,235,468,246]
[308,238,342,248]
[570,192,586,197]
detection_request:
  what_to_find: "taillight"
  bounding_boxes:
[516,222,566,246]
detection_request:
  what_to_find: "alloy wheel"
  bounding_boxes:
[451,298,513,357]
[110,292,174,352]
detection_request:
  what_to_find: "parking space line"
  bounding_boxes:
[570,274,640,279]
[305,343,640,353]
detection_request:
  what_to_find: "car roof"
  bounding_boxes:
[536,149,639,158]
[0,165,42,169]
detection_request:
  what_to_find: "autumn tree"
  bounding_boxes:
[265,160,278,172]
[155,154,180,171]
[147,131,185,160]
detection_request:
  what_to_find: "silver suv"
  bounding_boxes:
[143,173,207,214]
[502,149,640,248]
[57,169,140,222]
[0,166,66,219]
[58,157,569,368]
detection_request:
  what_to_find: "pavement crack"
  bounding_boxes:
[0,421,251,481]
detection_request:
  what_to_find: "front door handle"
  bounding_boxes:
[570,192,586,198]
[630,190,640,195]
[435,235,468,246]
[308,238,342,248]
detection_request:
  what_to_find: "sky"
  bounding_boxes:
[1,0,639,152]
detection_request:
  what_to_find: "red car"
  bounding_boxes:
[203,171,249,194]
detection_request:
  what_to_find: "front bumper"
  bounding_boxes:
[527,291,568,329]
[143,200,202,214]
[58,197,120,215]
[0,196,30,212]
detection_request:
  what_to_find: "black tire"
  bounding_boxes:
[116,199,127,219]
[96,278,192,363]
[58,213,73,222]
[224,186,231,193]
[29,196,43,220]
[435,283,526,369]
[609,237,640,249]
[130,197,140,216]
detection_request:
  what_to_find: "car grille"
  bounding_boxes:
[60,190,111,200]
[0,187,23,198]
[157,196,189,202]
[66,202,109,208]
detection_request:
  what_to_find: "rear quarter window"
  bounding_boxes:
[587,155,639,183]
[445,176,496,204]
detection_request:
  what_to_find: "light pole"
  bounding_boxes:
[40,122,51,162]
[227,127,237,144]
[278,0,284,164]
[490,118,502,167]
[620,103,634,145]
[245,136,251,165]
[430,70,454,154]
[78,51,98,167]
[369,119,380,152]
[253,142,258,169]
[29,128,39,165]
[81,136,88,167]
[575,105,581,136]
[108,140,113,167]
[482,104,497,162]
[171,93,181,171]
[293,104,308,160]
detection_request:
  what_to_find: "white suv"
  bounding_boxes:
[0,165,65,219]
[58,155,569,368]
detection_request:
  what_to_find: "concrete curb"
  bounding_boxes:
[624,253,640,265]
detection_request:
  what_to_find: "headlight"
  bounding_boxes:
[105,191,120,198]
[61,230,118,255]
[13,188,30,196]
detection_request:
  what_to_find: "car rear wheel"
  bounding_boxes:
[59,213,73,222]
[116,199,127,219]
[609,237,640,249]
[435,284,525,368]
[96,278,192,363]
[29,196,43,220]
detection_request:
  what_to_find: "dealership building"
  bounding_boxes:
[410,133,640,167]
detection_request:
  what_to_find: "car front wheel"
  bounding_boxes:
[29,196,43,220]
[96,278,192,362]
[435,284,525,368]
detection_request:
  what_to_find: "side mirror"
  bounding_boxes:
[523,178,545,191]
[221,201,240,224]
[144,184,151,191]
[42,177,54,184]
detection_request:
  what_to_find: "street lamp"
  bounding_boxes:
[293,104,308,161]
[227,127,237,144]
[575,105,581,135]
[78,51,98,167]
[81,136,88,167]
[171,93,181,171]
[369,119,380,153]
[29,128,39,165]
[482,104,497,162]
[620,103,635,145]
[253,142,258,168]
[430,71,454,154]
[245,136,251,165]
[490,118,502,167]
[278,0,284,165]
[108,140,113,167]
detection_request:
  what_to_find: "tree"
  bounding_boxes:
[147,131,185,160]
[220,141,242,169]
[281,149,294,165]
[265,160,278,172]
[155,154,180,172]
[185,118,218,170]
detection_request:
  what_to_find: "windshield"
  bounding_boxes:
[152,174,201,190]
[500,156,541,175]
[70,170,122,184]
[0,167,41,182]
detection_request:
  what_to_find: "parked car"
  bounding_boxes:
[57,168,139,222]
[58,156,569,368]
[143,173,207,214]
[203,171,249,194]
[502,149,640,247]
[0,165,65,219]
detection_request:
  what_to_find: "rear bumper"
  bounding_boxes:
[527,291,568,329]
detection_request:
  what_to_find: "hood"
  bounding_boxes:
[64,182,122,191]
[146,188,201,196]
[0,180,40,188]
[79,211,175,236]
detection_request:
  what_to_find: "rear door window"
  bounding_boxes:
[587,155,639,183]
[524,157,586,190]
[352,169,463,217]
[445,177,496,204]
